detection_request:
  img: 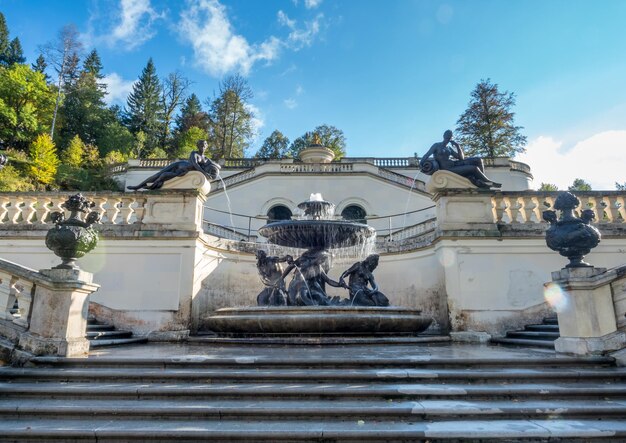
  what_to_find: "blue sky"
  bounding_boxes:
[3,0,626,188]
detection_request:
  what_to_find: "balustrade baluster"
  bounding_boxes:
[118,197,135,224]
[0,196,10,224]
[0,271,15,320]
[132,196,147,223]
[105,198,121,224]
[606,195,622,222]
[12,278,33,328]
[6,198,23,224]
[615,195,626,222]
[21,196,37,224]
[600,197,612,223]
[34,197,52,224]
[521,196,538,223]
[492,196,507,223]
[582,195,601,222]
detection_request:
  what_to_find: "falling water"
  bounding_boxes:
[400,172,421,235]
[217,175,236,236]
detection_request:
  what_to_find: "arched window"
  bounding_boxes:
[267,205,292,222]
[341,205,366,224]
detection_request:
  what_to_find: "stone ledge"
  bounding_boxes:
[555,331,626,356]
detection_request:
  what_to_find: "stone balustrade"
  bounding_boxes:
[377,217,437,243]
[492,191,626,225]
[0,260,36,331]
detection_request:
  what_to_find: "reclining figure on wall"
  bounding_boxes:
[420,130,501,189]
[255,250,292,306]
[127,140,221,191]
[339,254,389,307]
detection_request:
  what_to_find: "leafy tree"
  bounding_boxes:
[0,64,56,150]
[28,133,59,187]
[256,130,290,158]
[568,178,592,192]
[125,58,162,156]
[131,130,147,159]
[97,116,134,157]
[616,182,626,191]
[160,71,190,151]
[0,164,34,191]
[61,135,85,167]
[173,126,208,159]
[208,74,254,158]
[103,150,127,165]
[41,24,83,138]
[456,79,527,157]
[538,183,559,191]
[289,124,347,159]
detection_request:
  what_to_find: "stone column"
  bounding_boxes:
[18,269,99,358]
[552,266,626,355]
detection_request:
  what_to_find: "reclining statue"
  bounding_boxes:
[127,140,221,191]
[420,130,501,189]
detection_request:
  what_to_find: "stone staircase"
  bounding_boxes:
[492,315,560,348]
[0,343,625,441]
[86,319,148,348]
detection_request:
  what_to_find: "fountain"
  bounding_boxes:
[206,193,433,336]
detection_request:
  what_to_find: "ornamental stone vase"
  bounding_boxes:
[543,191,601,268]
[45,194,100,270]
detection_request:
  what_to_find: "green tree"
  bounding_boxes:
[0,64,56,150]
[208,74,254,158]
[5,37,25,65]
[289,124,347,159]
[173,126,208,159]
[616,182,626,191]
[175,93,209,134]
[538,183,559,191]
[28,133,59,187]
[0,14,9,65]
[255,130,290,158]
[0,164,34,191]
[456,79,527,158]
[125,58,162,156]
[61,135,85,167]
[82,49,103,79]
[568,178,592,191]
[31,54,49,81]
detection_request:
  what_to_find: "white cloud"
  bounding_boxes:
[516,130,626,190]
[109,0,162,49]
[304,0,323,9]
[245,103,265,143]
[295,85,304,95]
[277,10,323,50]
[284,98,298,109]
[102,73,136,105]
[178,0,282,77]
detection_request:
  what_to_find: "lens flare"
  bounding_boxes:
[544,282,568,312]
[438,249,456,268]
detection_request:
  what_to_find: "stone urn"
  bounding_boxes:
[543,192,601,268]
[45,194,100,270]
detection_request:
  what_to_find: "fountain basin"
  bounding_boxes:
[205,306,432,335]
[258,220,376,249]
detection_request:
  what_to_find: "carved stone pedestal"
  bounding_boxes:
[18,269,99,358]
[551,267,625,355]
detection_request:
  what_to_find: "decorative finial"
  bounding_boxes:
[312,133,322,146]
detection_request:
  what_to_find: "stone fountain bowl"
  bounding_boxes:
[258,220,376,249]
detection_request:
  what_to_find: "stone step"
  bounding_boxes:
[1,398,625,421]
[85,324,116,332]
[491,337,556,348]
[2,366,625,383]
[525,324,560,332]
[2,381,626,400]
[88,337,148,348]
[86,330,133,340]
[506,330,560,340]
[29,354,612,369]
[0,418,625,441]
[543,315,558,325]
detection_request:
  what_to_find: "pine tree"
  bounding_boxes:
[6,37,25,65]
[82,49,103,79]
[124,58,162,156]
[31,54,49,81]
[568,178,592,191]
[175,94,209,133]
[456,79,527,158]
[255,130,290,158]
[0,13,10,66]
[28,133,60,186]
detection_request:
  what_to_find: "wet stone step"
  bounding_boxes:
[2,367,626,383]
[0,418,625,441]
[491,338,556,348]
[525,324,560,332]
[86,330,133,340]
[1,398,626,420]
[506,331,560,340]
[85,324,116,332]
[2,381,626,401]
[89,337,148,348]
